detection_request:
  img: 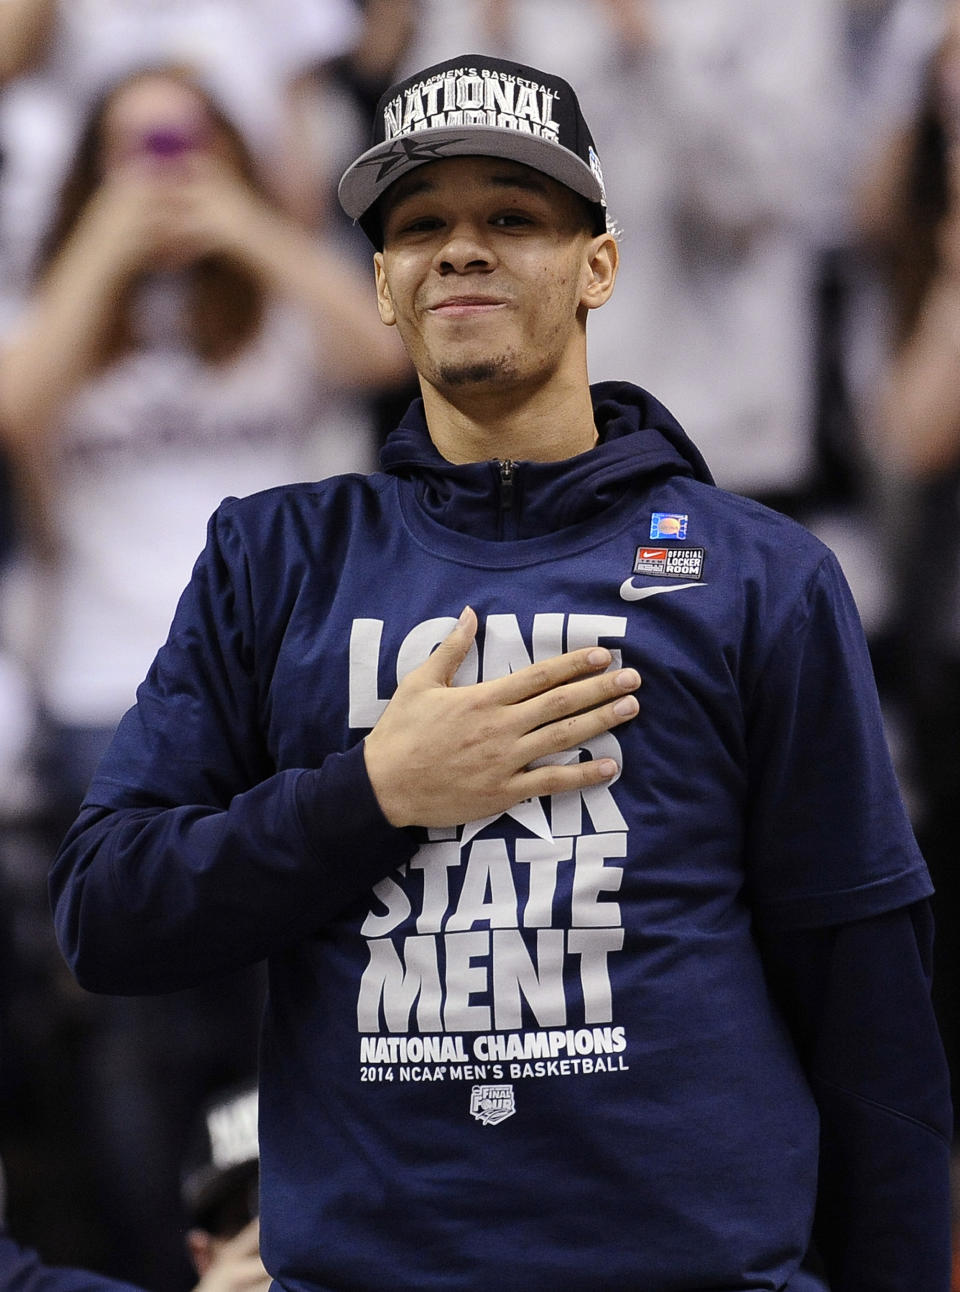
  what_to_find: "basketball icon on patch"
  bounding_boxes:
[650,512,688,540]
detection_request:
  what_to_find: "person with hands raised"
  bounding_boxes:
[51,51,950,1292]
[1,65,408,462]
[0,64,410,816]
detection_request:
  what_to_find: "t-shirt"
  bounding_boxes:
[51,384,935,1289]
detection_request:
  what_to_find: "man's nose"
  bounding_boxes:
[434,223,496,273]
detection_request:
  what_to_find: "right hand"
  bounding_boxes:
[72,163,183,278]
[363,607,641,829]
[192,1218,270,1292]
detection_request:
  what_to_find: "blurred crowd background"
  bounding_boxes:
[0,0,958,1287]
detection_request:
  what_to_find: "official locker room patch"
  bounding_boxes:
[650,512,688,540]
[633,546,706,579]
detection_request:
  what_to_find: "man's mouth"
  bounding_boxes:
[427,296,508,317]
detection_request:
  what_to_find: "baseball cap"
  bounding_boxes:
[180,1080,259,1234]
[337,53,608,246]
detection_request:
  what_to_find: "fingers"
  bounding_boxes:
[414,606,479,686]
[407,611,624,705]
[487,643,622,707]
[514,662,640,729]
[514,665,640,773]
[511,750,623,804]
[519,687,638,769]
[506,663,641,798]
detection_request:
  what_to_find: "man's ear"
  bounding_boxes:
[374,253,397,326]
[580,233,619,311]
[186,1228,215,1277]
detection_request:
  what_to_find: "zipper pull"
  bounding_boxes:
[498,459,516,512]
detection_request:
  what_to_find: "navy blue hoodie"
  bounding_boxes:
[51,383,952,1291]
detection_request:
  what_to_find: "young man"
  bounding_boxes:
[50,54,951,1291]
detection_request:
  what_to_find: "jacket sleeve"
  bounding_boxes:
[757,901,953,1292]
[49,506,420,994]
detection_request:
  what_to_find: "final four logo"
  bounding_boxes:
[470,1084,516,1126]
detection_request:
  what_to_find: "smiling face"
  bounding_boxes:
[373,156,617,415]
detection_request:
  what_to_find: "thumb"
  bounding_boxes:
[416,606,478,688]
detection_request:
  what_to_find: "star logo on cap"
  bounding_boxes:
[357,134,470,181]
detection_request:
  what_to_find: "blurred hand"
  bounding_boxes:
[72,162,184,278]
[147,153,283,269]
[73,154,282,277]
[192,1219,271,1292]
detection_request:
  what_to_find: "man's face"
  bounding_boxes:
[373,157,613,407]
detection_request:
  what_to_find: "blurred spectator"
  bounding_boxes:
[328,0,420,124]
[0,1105,270,1286]
[188,1222,269,1292]
[0,1216,268,1292]
[0,62,406,1288]
[806,0,948,638]
[856,0,960,1124]
[0,0,361,284]
[179,1081,262,1283]
[0,63,408,820]
[318,0,423,444]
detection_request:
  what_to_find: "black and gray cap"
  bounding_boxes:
[180,1080,259,1231]
[337,53,608,246]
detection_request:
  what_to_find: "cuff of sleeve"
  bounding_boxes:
[294,742,420,895]
[753,862,934,931]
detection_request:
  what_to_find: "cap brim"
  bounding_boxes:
[337,125,604,223]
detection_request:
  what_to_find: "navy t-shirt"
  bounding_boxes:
[51,386,937,1290]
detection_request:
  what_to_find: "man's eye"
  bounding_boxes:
[403,215,444,233]
[386,214,440,239]
[492,213,533,228]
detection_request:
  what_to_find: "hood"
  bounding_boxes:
[379,380,714,541]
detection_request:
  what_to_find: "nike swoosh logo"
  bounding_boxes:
[618,580,705,603]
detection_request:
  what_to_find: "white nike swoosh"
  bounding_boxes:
[619,580,705,602]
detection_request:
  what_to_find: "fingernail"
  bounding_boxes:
[459,606,472,625]
[596,759,620,777]
[587,648,610,667]
[616,669,640,689]
[614,696,638,717]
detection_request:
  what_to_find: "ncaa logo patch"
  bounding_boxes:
[633,546,706,580]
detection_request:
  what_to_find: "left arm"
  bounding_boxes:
[757,903,952,1292]
[745,551,953,1290]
